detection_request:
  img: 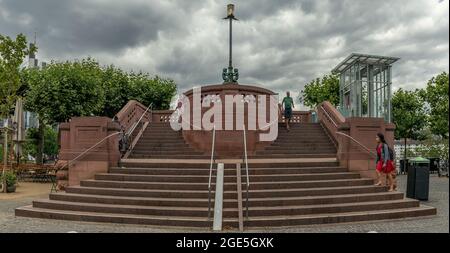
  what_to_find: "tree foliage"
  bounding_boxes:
[23,58,104,124]
[100,65,132,118]
[128,73,177,110]
[22,58,177,124]
[420,72,449,139]
[392,88,428,141]
[300,74,339,108]
[0,33,36,117]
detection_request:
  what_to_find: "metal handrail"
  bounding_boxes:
[335,132,376,157]
[126,103,153,137]
[207,125,216,220]
[59,132,121,171]
[320,105,338,128]
[242,124,250,220]
[335,132,377,176]
[60,102,153,171]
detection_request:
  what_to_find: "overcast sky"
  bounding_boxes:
[1,0,448,109]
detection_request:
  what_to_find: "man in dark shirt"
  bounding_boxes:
[282,91,294,131]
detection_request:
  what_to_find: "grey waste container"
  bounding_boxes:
[406,157,430,200]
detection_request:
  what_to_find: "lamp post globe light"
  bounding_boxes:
[222,4,239,84]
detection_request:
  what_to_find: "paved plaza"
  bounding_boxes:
[0,174,448,233]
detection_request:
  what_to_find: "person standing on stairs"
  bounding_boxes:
[374,133,396,191]
[282,91,294,131]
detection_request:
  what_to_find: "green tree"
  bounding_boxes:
[23,58,104,164]
[129,73,177,110]
[99,65,132,118]
[392,88,428,168]
[300,73,339,108]
[23,58,105,124]
[420,72,449,139]
[0,33,36,118]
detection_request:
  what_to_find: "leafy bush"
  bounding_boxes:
[1,170,17,187]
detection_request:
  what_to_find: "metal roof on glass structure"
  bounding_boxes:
[332,53,400,74]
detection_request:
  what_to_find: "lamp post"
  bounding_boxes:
[222,4,239,83]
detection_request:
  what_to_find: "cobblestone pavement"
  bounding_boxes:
[0,174,448,233]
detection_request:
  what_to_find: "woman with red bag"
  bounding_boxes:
[374,133,396,191]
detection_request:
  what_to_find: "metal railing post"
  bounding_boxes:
[207,125,216,221]
[242,124,249,220]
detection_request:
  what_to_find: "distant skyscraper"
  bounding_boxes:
[28,43,38,68]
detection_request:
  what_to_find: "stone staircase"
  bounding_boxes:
[15,122,436,229]
[252,123,336,158]
[128,122,209,159]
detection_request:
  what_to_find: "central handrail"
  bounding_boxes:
[207,125,216,220]
[242,124,250,220]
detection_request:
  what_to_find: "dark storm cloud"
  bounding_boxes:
[0,0,448,108]
[0,0,184,56]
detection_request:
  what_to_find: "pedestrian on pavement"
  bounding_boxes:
[374,133,396,191]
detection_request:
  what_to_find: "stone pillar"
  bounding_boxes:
[58,117,120,187]
[337,117,396,179]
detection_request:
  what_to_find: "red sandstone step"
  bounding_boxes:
[244,206,437,227]
[129,154,212,159]
[65,185,385,199]
[246,161,339,168]
[137,137,186,141]
[132,146,193,152]
[249,153,337,159]
[108,166,349,175]
[65,186,223,198]
[273,137,332,142]
[79,178,373,191]
[130,151,206,155]
[244,199,420,217]
[245,185,388,198]
[255,149,336,155]
[49,193,238,208]
[135,140,187,144]
[243,178,374,190]
[118,161,340,169]
[118,162,211,169]
[15,206,239,227]
[133,143,190,148]
[32,199,239,218]
[276,130,328,134]
[93,172,360,183]
[15,204,437,228]
[246,192,404,206]
[80,179,217,191]
[269,143,335,148]
[49,191,403,208]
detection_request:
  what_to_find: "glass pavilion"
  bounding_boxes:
[332,53,400,122]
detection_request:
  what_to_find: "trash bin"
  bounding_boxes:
[406,157,430,201]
